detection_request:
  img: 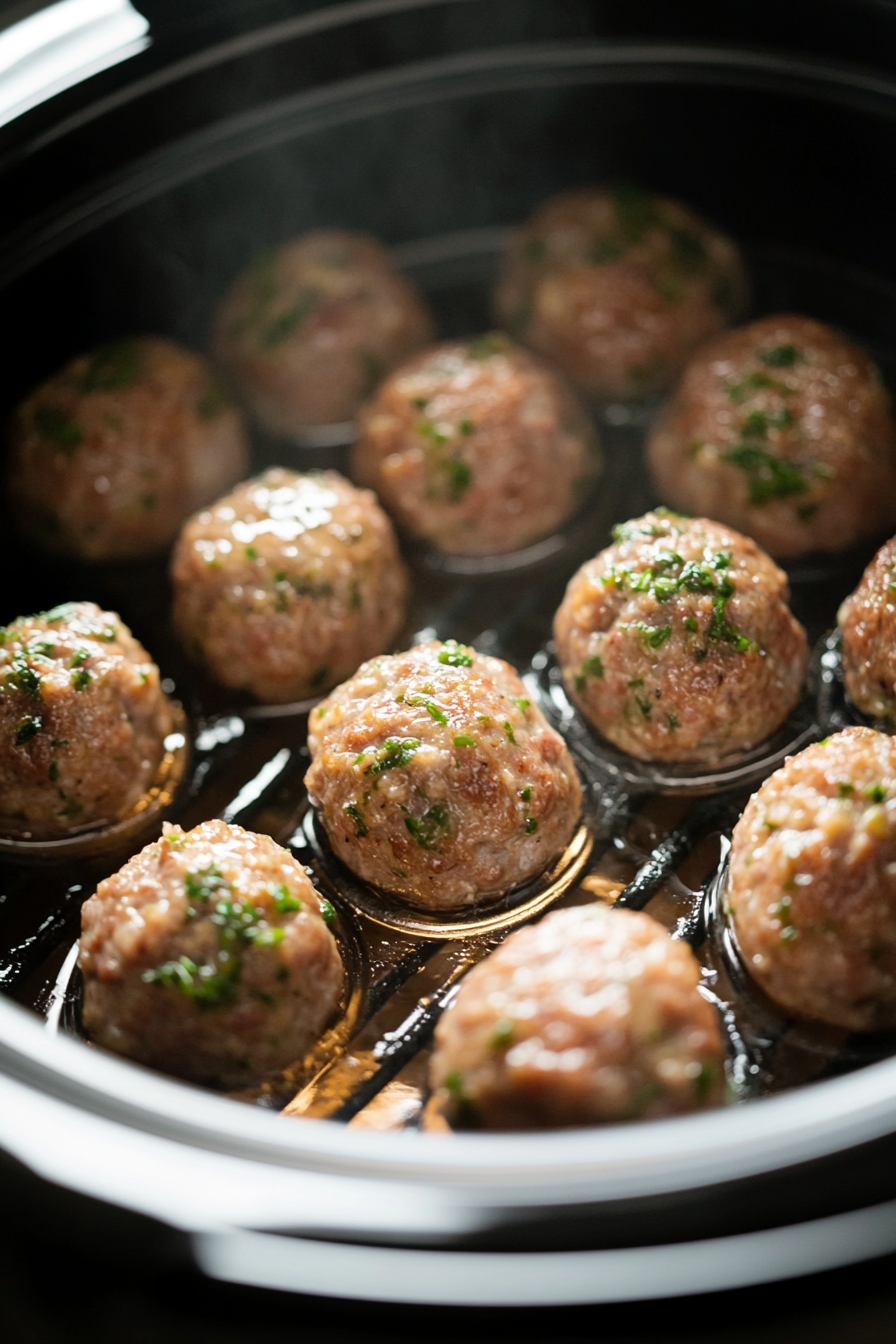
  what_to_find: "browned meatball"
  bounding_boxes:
[838,536,896,723]
[305,640,582,910]
[728,727,896,1032]
[553,511,808,763]
[430,903,726,1129]
[79,819,343,1087]
[647,315,896,558]
[351,334,599,556]
[0,602,172,839]
[494,186,746,403]
[213,231,434,435]
[171,468,408,704]
[8,337,249,561]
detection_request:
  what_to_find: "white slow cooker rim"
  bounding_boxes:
[1,993,895,1205]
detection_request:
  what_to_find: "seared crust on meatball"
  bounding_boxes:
[305,640,582,910]
[647,315,896,558]
[351,334,599,556]
[79,819,344,1087]
[494,186,746,402]
[728,728,896,1032]
[553,511,808,763]
[8,337,249,561]
[839,537,896,723]
[430,904,726,1128]
[213,230,434,434]
[0,602,172,839]
[171,469,408,704]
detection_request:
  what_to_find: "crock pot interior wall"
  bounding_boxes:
[5,0,896,1301]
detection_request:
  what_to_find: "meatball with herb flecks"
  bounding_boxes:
[494,186,747,403]
[728,727,896,1031]
[8,337,249,561]
[429,903,727,1129]
[0,602,172,839]
[553,510,808,763]
[647,315,896,557]
[838,536,896,724]
[79,819,344,1087]
[305,640,582,910]
[351,334,599,556]
[213,230,434,436]
[170,468,408,704]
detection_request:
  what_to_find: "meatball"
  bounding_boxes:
[8,337,249,562]
[647,315,896,558]
[838,536,896,723]
[493,186,746,403]
[553,510,808,763]
[350,334,599,556]
[0,602,172,839]
[213,230,434,435]
[305,639,582,910]
[171,468,408,704]
[79,819,343,1087]
[430,903,726,1129]
[728,727,896,1032]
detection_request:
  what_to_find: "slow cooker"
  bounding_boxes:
[3,0,896,1308]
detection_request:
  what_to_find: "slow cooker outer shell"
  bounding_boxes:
[3,996,896,1256]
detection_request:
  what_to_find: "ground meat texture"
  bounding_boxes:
[213,231,434,435]
[553,511,808,763]
[429,904,726,1129]
[305,640,582,910]
[79,820,343,1088]
[728,728,896,1032]
[8,337,249,562]
[647,315,896,558]
[838,537,896,723]
[493,186,746,403]
[170,468,408,704]
[0,602,172,839]
[350,335,599,556]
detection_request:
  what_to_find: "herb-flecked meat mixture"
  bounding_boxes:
[0,602,172,839]
[430,904,726,1129]
[213,230,434,435]
[305,640,582,911]
[351,334,599,556]
[171,468,408,704]
[728,728,896,1032]
[647,315,896,558]
[80,820,343,1087]
[493,186,746,403]
[838,536,896,724]
[8,337,249,561]
[553,511,808,763]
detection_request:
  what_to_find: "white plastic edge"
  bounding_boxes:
[0,0,149,127]
[194,1199,896,1306]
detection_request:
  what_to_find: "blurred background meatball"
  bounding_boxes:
[553,510,808,763]
[8,337,249,562]
[80,819,343,1087]
[0,601,172,839]
[305,639,581,910]
[648,315,896,558]
[171,468,407,704]
[839,535,896,723]
[493,186,746,403]
[213,230,434,436]
[430,903,726,1129]
[728,727,896,1031]
[351,334,599,556]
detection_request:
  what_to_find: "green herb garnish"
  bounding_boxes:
[405,802,450,849]
[343,803,368,837]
